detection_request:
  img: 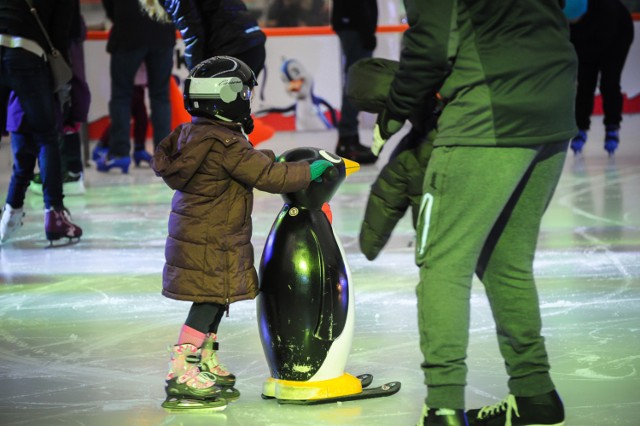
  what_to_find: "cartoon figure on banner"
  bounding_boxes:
[255,58,338,132]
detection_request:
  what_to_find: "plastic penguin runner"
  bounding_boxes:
[257,147,401,404]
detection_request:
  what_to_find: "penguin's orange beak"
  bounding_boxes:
[342,158,360,177]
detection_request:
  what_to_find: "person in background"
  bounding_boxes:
[32,6,91,196]
[151,56,333,411]
[141,0,266,134]
[93,64,149,166]
[98,0,175,173]
[331,0,378,165]
[156,0,266,77]
[0,0,83,245]
[264,0,305,27]
[565,0,634,156]
[371,0,577,424]
[301,0,330,26]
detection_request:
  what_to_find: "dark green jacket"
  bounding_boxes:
[359,130,434,261]
[387,0,578,147]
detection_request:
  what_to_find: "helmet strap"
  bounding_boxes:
[214,114,233,122]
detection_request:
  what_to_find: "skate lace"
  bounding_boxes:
[178,366,217,388]
[202,352,231,376]
[59,207,73,220]
[58,208,80,236]
[477,395,519,426]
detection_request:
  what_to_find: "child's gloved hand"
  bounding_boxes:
[309,160,333,181]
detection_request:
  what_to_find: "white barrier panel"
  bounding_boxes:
[84,22,638,135]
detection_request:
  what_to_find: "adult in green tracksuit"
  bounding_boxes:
[372,1,578,425]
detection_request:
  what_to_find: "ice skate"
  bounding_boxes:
[570,130,587,155]
[92,144,108,162]
[200,334,235,387]
[133,149,153,167]
[1,204,25,243]
[604,125,619,156]
[96,155,131,174]
[44,207,82,246]
[200,333,241,401]
[62,172,86,195]
[162,343,227,412]
[31,172,85,196]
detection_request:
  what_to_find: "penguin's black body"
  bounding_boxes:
[257,147,401,403]
[259,204,349,380]
[257,147,369,401]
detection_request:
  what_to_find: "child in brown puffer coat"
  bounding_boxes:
[151,56,332,412]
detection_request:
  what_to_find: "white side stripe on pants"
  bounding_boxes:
[416,192,434,262]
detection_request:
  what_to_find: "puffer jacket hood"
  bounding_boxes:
[152,118,243,191]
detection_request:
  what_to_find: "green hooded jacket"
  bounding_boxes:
[387,0,578,146]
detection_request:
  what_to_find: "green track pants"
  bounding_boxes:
[415,141,569,409]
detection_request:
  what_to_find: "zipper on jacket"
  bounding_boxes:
[225,298,230,317]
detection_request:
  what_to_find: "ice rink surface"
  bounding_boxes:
[1,118,639,425]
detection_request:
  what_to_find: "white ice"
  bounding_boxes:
[1,119,639,425]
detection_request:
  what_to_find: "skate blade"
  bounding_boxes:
[46,237,81,248]
[219,386,240,402]
[162,397,227,412]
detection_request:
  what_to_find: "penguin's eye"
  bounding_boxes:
[319,150,341,163]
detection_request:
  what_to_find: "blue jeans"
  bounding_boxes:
[0,47,63,210]
[108,46,173,157]
[336,30,374,138]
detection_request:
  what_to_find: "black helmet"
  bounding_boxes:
[184,56,258,123]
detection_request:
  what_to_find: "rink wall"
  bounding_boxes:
[84,21,640,136]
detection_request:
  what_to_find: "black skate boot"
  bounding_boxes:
[44,207,82,245]
[335,135,377,164]
[162,343,227,412]
[466,390,564,426]
[418,404,468,426]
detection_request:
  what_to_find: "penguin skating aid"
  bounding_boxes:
[257,147,401,404]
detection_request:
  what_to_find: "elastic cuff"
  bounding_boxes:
[508,372,555,397]
[426,384,465,410]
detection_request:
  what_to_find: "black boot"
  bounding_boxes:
[466,390,564,426]
[419,405,469,426]
[335,135,377,164]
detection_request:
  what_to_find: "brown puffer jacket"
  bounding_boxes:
[152,117,311,305]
